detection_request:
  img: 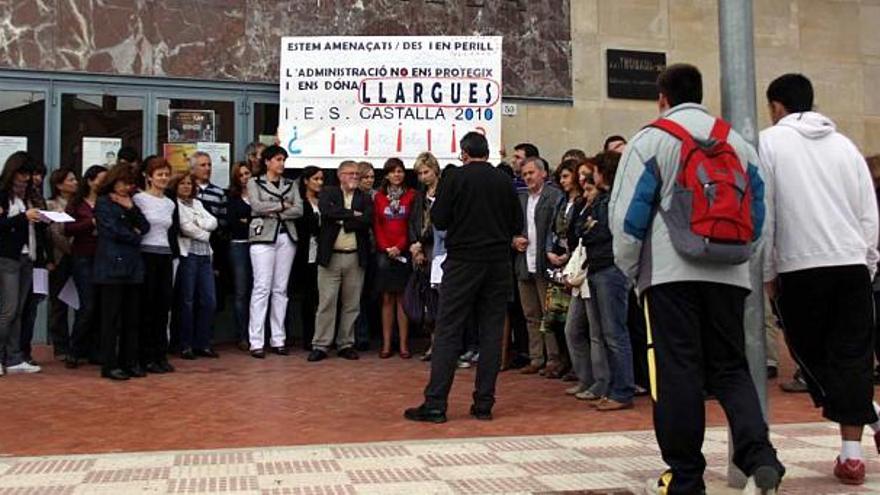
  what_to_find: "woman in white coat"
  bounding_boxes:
[247,145,303,358]
[171,171,219,360]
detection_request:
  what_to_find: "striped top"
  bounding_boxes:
[196,182,227,229]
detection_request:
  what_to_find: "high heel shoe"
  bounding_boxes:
[379,350,393,359]
[399,350,412,359]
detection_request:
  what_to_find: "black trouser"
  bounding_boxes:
[873,289,880,372]
[100,284,141,372]
[644,282,782,495]
[627,289,649,389]
[48,257,71,355]
[424,258,511,411]
[777,265,877,426]
[289,262,318,350]
[140,253,173,366]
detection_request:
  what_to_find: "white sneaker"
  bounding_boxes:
[6,361,41,374]
[565,385,584,395]
[457,360,471,369]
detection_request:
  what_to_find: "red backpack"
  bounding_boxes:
[650,117,753,264]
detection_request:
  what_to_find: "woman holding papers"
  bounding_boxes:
[65,165,107,369]
[133,156,177,374]
[0,152,44,376]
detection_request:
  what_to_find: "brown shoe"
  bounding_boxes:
[596,398,634,411]
[520,364,542,375]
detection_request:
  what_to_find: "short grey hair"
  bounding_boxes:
[522,155,546,173]
[190,151,212,170]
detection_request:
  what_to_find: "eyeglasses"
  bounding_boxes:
[340,172,360,177]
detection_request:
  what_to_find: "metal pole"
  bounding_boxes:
[718,0,766,489]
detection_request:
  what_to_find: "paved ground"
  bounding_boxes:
[0,341,820,457]
[0,341,867,494]
[0,422,877,494]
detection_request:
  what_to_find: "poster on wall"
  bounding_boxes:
[197,142,231,189]
[82,137,122,168]
[163,143,197,174]
[169,109,216,143]
[0,136,27,165]
[279,36,503,168]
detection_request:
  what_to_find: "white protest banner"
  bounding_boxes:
[279,36,502,168]
[0,136,27,165]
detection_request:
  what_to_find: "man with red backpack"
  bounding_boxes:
[609,64,784,495]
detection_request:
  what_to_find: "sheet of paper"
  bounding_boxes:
[39,210,75,223]
[58,276,80,310]
[32,268,49,295]
[430,253,446,286]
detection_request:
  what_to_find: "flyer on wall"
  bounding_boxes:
[196,142,231,189]
[163,143,197,174]
[82,137,122,168]
[0,136,27,165]
[278,36,503,168]
[168,109,216,143]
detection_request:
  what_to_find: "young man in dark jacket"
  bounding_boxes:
[405,131,522,423]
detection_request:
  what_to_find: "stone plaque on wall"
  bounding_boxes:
[607,49,666,100]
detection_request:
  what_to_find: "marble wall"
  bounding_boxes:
[0,0,572,99]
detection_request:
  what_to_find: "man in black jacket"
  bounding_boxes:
[308,161,373,362]
[405,132,522,423]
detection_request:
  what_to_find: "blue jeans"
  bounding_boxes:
[177,254,217,350]
[228,242,252,343]
[70,256,97,361]
[587,265,634,403]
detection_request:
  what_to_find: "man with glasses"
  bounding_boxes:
[308,161,374,362]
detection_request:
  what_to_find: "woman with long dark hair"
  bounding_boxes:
[46,168,79,358]
[65,165,107,368]
[291,165,323,350]
[134,156,177,374]
[94,164,150,380]
[172,171,219,360]
[0,152,42,375]
[247,145,302,358]
[226,162,253,351]
[373,158,418,359]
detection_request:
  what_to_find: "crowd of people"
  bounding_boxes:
[1,64,879,493]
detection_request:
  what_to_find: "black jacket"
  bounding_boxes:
[316,186,373,268]
[294,198,321,270]
[93,195,150,285]
[431,161,522,263]
[0,190,31,261]
[407,190,434,249]
[580,191,615,272]
[226,195,251,242]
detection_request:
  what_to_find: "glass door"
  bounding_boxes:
[53,84,146,175]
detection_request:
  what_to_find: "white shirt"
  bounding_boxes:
[759,112,879,280]
[526,191,540,274]
[134,192,175,249]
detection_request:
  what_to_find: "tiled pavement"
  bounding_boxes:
[0,422,878,494]
[0,341,869,493]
